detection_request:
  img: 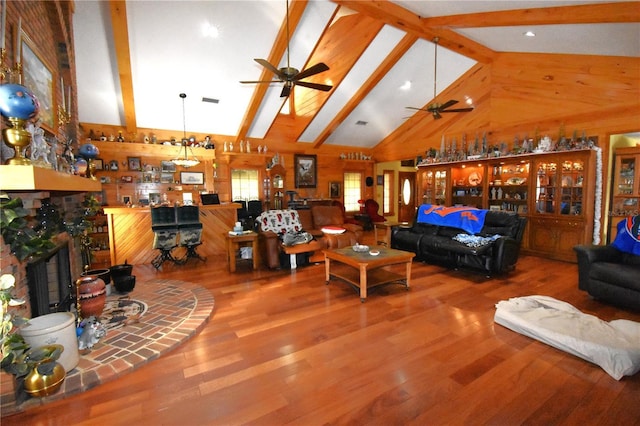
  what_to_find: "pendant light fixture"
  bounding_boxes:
[171,93,199,168]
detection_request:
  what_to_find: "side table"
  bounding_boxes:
[373,221,401,246]
[225,232,259,272]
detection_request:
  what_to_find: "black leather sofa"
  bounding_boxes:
[391,209,527,276]
[573,245,640,310]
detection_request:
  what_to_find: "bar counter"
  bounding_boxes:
[104,203,240,266]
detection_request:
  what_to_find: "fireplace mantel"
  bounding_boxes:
[0,165,102,192]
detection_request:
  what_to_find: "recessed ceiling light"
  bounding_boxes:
[202,22,220,38]
[524,31,536,37]
[399,80,411,91]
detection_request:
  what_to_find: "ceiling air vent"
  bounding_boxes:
[202,97,219,104]
[355,120,368,126]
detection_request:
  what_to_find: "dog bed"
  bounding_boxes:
[494,295,640,380]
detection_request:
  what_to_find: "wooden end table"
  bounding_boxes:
[225,231,259,272]
[324,246,415,302]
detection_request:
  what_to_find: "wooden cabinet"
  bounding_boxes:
[416,149,597,262]
[266,164,286,210]
[609,146,640,241]
[85,213,111,269]
[418,167,448,205]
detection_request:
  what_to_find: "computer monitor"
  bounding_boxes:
[201,193,220,205]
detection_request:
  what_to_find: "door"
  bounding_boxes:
[398,171,416,223]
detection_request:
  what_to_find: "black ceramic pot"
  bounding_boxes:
[113,275,136,293]
[110,262,133,281]
[81,268,111,285]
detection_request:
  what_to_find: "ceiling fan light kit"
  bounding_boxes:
[171,93,200,168]
[406,37,474,120]
[239,0,332,98]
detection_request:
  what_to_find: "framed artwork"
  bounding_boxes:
[127,157,141,171]
[94,158,104,170]
[180,171,204,185]
[377,175,384,185]
[161,160,176,172]
[122,195,132,205]
[329,181,341,198]
[160,172,174,183]
[21,33,55,131]
[294,154,317,188]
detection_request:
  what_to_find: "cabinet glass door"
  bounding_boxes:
[419,168,447,205]
[559,159,585,215]
[535,161,557,214]
[612,155,639,217]
[451,165,484,208]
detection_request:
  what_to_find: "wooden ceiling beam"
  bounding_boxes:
[236,0,307,142]
[312,33,418,148]
[108,0,137,134]
[422,2,640,28]
[331,0,496,63]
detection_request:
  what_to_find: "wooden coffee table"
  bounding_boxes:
[324,246,415,302]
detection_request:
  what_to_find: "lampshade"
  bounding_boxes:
[171,93,199,168]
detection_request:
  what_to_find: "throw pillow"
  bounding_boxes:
[611,215,640,256]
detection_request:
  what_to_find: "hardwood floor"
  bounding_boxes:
[4,234,640,425]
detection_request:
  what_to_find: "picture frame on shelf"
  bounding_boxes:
[180,171,204,185]
[161,160,177,173]
[160,172,174,183]
[94,158,104,170]
[329,181,341,198]
[128,157,141,171]
[122,195,132,205]
[120,175,133,183]
[294,154,317,188]
[20,32,55,132]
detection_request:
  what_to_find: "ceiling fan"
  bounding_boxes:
[406,37,474,119]
[239,0,332,98]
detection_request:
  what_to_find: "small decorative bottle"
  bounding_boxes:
[117,132,124,142]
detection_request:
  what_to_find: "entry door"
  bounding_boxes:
[398,171,416,223]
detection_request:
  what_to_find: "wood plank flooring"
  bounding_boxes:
[3,233,640,425]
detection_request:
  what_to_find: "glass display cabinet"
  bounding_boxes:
[419,167,448,205]
[609,146,640,241]
[451,164,484,208]
[488,160,530,213]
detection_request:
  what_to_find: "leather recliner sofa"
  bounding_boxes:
[391,208,527,276]
[574,244,640,310]
[256,206,363,269]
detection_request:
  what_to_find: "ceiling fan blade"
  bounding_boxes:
[239,80,281,84]
[433,111,442,119]
[405,106,429,111]
[280,84,291,98]
[294,81,332,92]
[441,107,475,113]
[438,99,458,110]
[293,62,329,81]
[254,58,285,79]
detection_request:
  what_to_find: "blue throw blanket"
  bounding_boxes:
[416,204,488,234]
[612,215,640,256]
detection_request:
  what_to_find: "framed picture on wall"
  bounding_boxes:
[161,160,176,172]
[329,181,341,198]
[294,154,317,188]
[20,32,55,131]
[94,158,104,170]
[180,171,204,185]
[127,157,141,171]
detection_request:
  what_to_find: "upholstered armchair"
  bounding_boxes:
[364,199,385,222]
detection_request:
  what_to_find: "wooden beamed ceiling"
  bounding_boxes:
[105,1,638,152]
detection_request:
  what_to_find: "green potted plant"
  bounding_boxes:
[0,197,55,262]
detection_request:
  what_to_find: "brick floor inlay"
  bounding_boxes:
[0,279,214,416]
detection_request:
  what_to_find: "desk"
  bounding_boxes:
[225,232,259,272]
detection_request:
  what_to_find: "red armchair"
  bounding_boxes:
[364,199,385,222]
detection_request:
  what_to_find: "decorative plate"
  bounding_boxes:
[506,177,526,185]
[468,172,482,186]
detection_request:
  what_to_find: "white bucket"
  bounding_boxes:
[20,312,79,373]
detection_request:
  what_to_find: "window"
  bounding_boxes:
[383,170,394,215]
[231,169,260,200]
[343,172,362,212]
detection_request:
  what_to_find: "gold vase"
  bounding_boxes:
[86,158,97,180]
[2,117,32,165]
[23,359,66,397]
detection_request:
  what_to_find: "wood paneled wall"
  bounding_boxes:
[375,53,640,162]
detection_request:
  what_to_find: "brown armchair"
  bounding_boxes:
[309,205,363,249]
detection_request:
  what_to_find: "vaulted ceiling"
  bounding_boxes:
[73,0,639,151]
